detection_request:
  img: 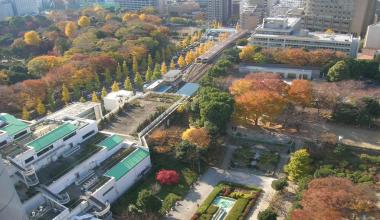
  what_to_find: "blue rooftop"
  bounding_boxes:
[176,83,200,97]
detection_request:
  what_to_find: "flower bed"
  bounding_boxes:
[193,182,262,220]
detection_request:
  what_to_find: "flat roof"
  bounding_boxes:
[105,90,134,100]
[96,135,124,151]
[46,102,99,121]
[0,113,29,136]
[164,69,182,78]
[176,83,200,97]
[105,148,149,181]
[27,123,77,152]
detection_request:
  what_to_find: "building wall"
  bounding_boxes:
[0,2,14,21]
[13,0,39,15]
[207,0,232,24]
[364,24,380,49]
[109,0,157,11]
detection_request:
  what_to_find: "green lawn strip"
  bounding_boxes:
[225,198,249,220]
[159,193,182,215]
[197,184,225,213]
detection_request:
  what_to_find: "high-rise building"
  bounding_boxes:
[239,0,269,30]
[13,0,39,15]
[364,23,380,49]
[303,0,377,36]
[0,1,14,21]
[106,0,157,11]
[207,0,232,24]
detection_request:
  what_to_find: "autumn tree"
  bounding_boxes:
[177,55,185,68]
[122,61,129,79]
[24,31,41,46]
[132,55,138,74]
[145,66,153,81]
[288,80,312,108]
[156,170,180,185]
[292,177,377,220]
[170,59,175,70]
[147,54,153,69]
[115,63,122,81]
[91,91,98,102]
[35,98,46,115]
[111,81,119,92]
[61,84,70,105]
[134,72,143,90]
[284,149,312,182]
[22,106,30,120]
[27,56,64,77]
[185,51,194,65]
[182,127,211,149]
[65,21,77,38]
[161,62,167,75]
[101,87,107,98]
[327,60,349,82]
[78,16,90,27]
[124,77,132,91]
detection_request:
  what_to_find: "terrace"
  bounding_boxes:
[36,133,107,185]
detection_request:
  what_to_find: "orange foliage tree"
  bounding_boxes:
[288,80,312,108]
[230,73,288,125]
[292,177,377,220]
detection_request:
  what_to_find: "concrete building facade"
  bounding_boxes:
[240,0,269,30]
[364,23,380,49]
[0,1,14,21]
[250,17,360,57]
[107,0,157,11]
[207,0,232,24]
[302,0,377,36]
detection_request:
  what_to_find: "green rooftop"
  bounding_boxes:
[0,113,29,136]
[97,135,124,151]
[105,148,150,181]
[28,123,77,153]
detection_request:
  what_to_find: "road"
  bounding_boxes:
[165,167,276,220]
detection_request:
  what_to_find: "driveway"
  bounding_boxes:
[166,167,276,220]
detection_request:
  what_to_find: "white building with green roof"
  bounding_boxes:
[0,113,30,147]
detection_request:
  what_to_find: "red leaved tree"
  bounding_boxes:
[156,170,180,185]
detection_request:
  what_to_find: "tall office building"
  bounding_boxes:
[107,0,157,11]
[303,0,377,36]
[0,1,14,21]
[207,0,232,24]
[240,0,269,30]
[13,0,39,15]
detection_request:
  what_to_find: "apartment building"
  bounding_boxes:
[0,102,152,220]
[302,0,377,36]
[364,23,380,49]
[207,0,232,24]
[13,0,39,15]
[0,1,14,21]
[240,0,269,30]
[249,17,360,57]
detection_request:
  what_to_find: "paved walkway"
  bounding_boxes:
[166,167,276,220]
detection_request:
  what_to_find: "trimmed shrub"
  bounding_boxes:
[156,169,180,185]
[225,198,249,220]
[271,179,288,191]
[206,205,219,215]
[258,208,277,220]
[197,185,224,213]
[159,193,181,215]
[199,214,213,220]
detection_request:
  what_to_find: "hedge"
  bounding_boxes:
[225,198,250,220]
[206,205,219,215]
[159,193,181,215]
[197,185,224,213]
[199,214,213,220]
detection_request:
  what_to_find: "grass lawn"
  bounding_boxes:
[111,152,201,216]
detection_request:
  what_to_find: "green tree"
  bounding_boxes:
[22,106,30,120]
[134,72,143,90]
[258,208,277,220]
[147,54,153,69]
[47,89,56,111]
[327,60,349,82]
[61,84,70,105]
[152,63,161,80]
[122,60,129,79]
[284,149,312,182]
[155,50,161,63]
[145,66,153,81]
[79,96,86,102]
[124,77,133,91]
[111,81,119,92]
[115,63,122,81]
[104,69,112,86]
[132,55,138,74]
[93,72,100,90]
[36,98,46,115]
[271,179,288,191]
[101,87,107,98]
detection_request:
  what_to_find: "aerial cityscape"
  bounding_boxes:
[0,0,379,220]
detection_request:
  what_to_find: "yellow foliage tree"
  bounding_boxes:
[22,106,30,120]
[24,31,41,46]
[111,81,119,92]
[61,84,70,105]
[78,16,90,27]
[185,51,194,65]
[182,127,211,149]
[161,62,167,75]
[139,13,147,22]
[65,21,77,38]
[170,59,175,70]
[101,87,107,99]
[177,55,185,68]
[91,91,99,102]
[35,98,46,115]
